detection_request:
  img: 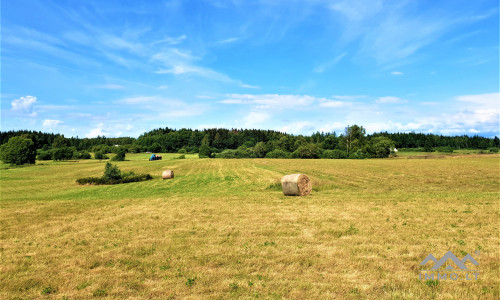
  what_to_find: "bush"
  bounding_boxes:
[77,162,152,185]
[265,149,291,158]
[176,154,186,159]
[292,143,322,159]
[235,146,256,158]
[111,148,126,161]
[178,148,187,154]
[53,147,74,161]
[489,148,499,153]
[94,151,109,160]
[37,150,53,161]
[435,146,454,153]
[348,149,368,159]
[322,149,348,159]
[74,150,91,159]
[217,149,237,158]
[0,136,36,165]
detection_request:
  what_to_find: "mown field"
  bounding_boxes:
[1,153,499,299]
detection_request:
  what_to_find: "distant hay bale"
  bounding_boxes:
[281,174,311,196]
[162,170,174,179]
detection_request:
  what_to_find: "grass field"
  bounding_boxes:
[1,153,499,299]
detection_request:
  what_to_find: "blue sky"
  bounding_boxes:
[1,0,498,138]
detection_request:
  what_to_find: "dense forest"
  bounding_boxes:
[1,126,499,162]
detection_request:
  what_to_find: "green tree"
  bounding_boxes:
[292,143,322,159]
[0,136,36,165]
[111,148,126,161]
[150,142,162,153]
[198,144,212,158]
[53,147,74,161]
[52,135,68,148]
[253,142,267,158]
[344,125,366,154]
[103,162,122,181]
[368,137,395,158]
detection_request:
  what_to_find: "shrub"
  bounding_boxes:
[348,149,368,159]
[53,147,74,161]
[435,146,454,153]
[489,148,499,153]
[235,146,256,158]
[0,136,36,165]
[77,162,152,185]
[74,150,91,159]
[176,154,186,159]
[37,150,53,161]
[111,148,126,161]
[322,149,348,159]
[217,149,237,158]
[94,151,109,160]
[265,149,291,158]
[292,143,322,159]
[178,148,187,154]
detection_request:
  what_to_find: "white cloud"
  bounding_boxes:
[244,111,270,128]
[391,71,403,75]
[281,121,314,134]
[86,123,109,138]
[11,95,37,115]
[117,96,158,104]
[42,119,63,128]
[319,100,346,108]
[331,95,366,101]
[376,96,407,104]
[456,92,499,106]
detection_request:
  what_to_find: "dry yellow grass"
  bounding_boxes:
[0,154,499,299]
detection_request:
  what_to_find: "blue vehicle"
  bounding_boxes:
[149,154,162,161]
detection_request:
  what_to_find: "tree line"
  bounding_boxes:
[1,126,499,164]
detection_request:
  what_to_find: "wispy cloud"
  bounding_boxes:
[219,94,318,109]
[391,71,403,75]
[151,34,187,46]
[314,52,347,73]
[218,37,239,44]
[95,84,125,90]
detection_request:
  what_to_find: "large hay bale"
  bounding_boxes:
[281,174,311,196]
[162,170,174,179]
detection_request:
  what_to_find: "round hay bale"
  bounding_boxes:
[162,170,174,179]
[281,174,312,196]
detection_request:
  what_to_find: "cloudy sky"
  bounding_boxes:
[1,0,498,138]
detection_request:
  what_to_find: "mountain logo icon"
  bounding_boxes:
[420,251,479,270]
